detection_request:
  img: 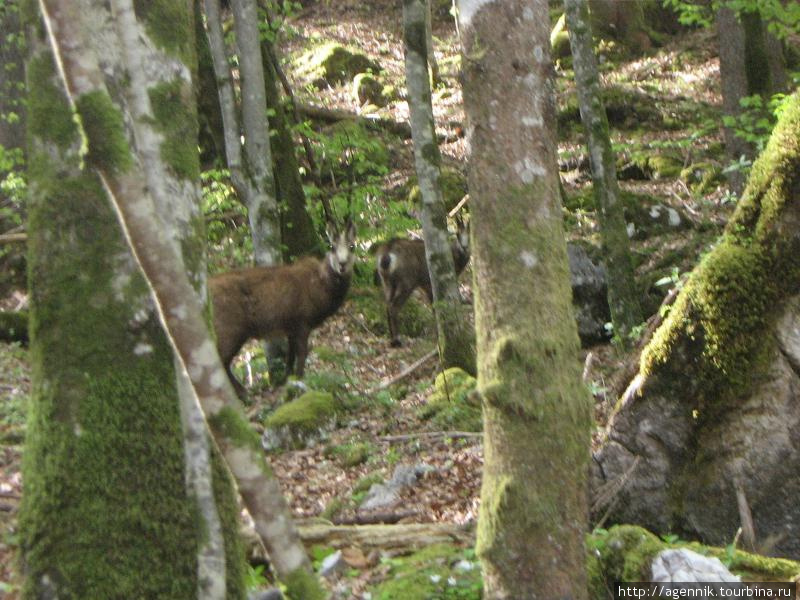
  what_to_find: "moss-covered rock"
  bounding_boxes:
[681,161,724,195]
[406,167,467,213]
[369,543,482,600]
[588,525,800,597]
[297,42,381,89]
[418,367,482,432]
[353,72,388,107]
[262,391,338,450]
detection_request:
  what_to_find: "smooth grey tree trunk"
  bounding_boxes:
[564,0,642,347]
[403,0,475,374]
[457,0,591,597]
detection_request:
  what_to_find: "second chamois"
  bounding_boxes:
[373,216,469,347]
[210,217,356,394]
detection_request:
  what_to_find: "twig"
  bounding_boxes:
[0,232,26,244]
[367,349,437,394]
[379,430,482,442]
[334,510,420,525]
[582,351,594,384]
[592,455,641,529]
[448,194,469,217]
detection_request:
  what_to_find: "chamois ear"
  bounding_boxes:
[344,216,356,244]
[325,219,338,245]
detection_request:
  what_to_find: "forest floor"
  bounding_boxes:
[0,0,748,598]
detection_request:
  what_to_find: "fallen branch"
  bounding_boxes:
[333,510,420,525]
[297,102,413,138]
[367,349,437,394]
[0,232,26,244]
[379,430,482,443]
[296,521,473,553]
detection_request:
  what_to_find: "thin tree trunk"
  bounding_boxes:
[261,38,321,259]
[403,0,475,375]
[457,1,590,597]
[36,2,325,597]
[424,0,440,86]
[229,0,281,266]
[564,0,642,347]
[717,6,751,195]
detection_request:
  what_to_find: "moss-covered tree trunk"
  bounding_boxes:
[457,0,591,597]
[564,0,642,347]
[403,0,475,374]
[593,91,800,560]
[21,3,244,598]
[261,39,321,260]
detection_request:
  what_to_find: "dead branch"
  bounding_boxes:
[296,103,413,138]
[367,349,437,394]
[0,232,26,244]
[379,430,482,443]
[333,510,420,525]
[296,521,473,553]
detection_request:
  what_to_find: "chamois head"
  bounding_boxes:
[326,216,357,277]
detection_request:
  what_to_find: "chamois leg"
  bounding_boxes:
[387,286,414,347]
[293,329,310,377]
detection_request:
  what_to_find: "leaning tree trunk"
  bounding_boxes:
[564,0,642,347]
[21,3,244,598]
[592,91,800,560]
[261,38,321,260]
[32,1,327,598]
[457,1,591,597]
[403,0,475,374]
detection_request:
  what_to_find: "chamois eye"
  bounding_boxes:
[349,244,355,251]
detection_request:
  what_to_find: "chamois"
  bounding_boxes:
[373,216,469,347]
[210,218,356,394]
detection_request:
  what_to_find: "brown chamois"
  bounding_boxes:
[374,216,469,347]
[210,217,356,394]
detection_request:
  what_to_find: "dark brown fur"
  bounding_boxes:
[374,219,469,346]
[211,219,355,393]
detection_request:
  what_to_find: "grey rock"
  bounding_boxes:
[567,243,611,345]
[320,549,345,578]
[651,548,740,583]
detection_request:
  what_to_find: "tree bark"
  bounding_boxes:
[261,38,321,260]
[21,2,243,597]
[564,0,642,347]
[32,1,326,597]
[457,1,591,597]
[229,0,281,266]
[716,6,751,195]
[592,91,800,560]
[403,0,475,375]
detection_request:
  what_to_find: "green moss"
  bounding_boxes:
[148,79,200,181]
[352,472,384,495]
[588,525,800,594]
[133,0,194,66]
[326,440,373,467]
[640,92,800,408]
[419,367,482,432]
[208,405,263,453]
[0,310,28,343]
[353,72,388,107]
[296,42,381,89]
[26,54,79,149]
[407,167,467,212]
[681,162,723,195]
[75,91,133,174]
[264,391,337,439]
[282,567,326,600]
[647,154,683,179]
[370,543,482,600]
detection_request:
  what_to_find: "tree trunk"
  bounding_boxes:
[592,91,800,560]
[194,0,226,167]
[457,1,591,597]
[424,0,440,86]
[564,0,642,347]
[21,4,244,598]
[403,0,475,375]
[28,1,326,597]
[229,0,281,267]
[261,39,321,260]
[716,6,751,195]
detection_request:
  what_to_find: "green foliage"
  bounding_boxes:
[722,92,790,158]
[663,0,800,39]
[245,564,270,590]
[201,168,252,272]
[325,440,374,467]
